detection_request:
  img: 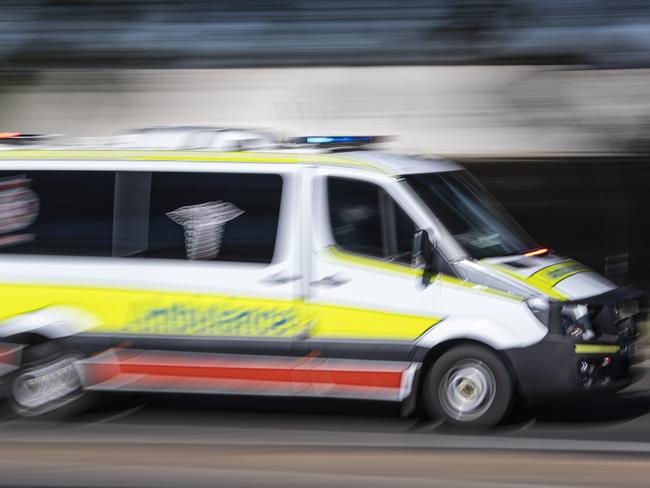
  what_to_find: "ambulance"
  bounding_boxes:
[0,130,643,427]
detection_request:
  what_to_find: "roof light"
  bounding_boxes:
[525,247,551,257]
[0,132,22,139]
[288,135,391,147]
[306,136,372,144]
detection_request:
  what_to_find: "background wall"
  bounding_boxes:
[2,66,650,155]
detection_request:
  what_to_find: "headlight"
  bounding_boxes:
[525,297,550,327]
[525,298,593,338]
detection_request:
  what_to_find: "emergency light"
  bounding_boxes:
[289,135,392,147]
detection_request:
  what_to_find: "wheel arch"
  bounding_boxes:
[411,339,524,415]
[2,331,52,347]
[0,306,98,343]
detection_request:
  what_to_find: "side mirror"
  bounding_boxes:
[412,229,435,286]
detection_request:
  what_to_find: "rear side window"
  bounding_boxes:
[116,172,283,264]
[327,177,416,264]
[0,171,115,256]
[0,169,282,263]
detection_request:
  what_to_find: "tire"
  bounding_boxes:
[422,344,514,428]
[5,341,92,419]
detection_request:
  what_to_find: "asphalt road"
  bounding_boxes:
[0,362,649,487]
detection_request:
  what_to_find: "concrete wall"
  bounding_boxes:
[1,66,650,155]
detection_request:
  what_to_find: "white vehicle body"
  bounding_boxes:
[0,137,642,423]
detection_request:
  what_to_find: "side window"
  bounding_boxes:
[0,170,115,256]
[142,172,282,263]
[327,177,416,264]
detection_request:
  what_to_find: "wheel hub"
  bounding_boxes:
[439,360,496,422]
[458,378,479,400]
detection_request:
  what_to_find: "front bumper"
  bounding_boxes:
[504,335,642,403]
[508,284,645,403]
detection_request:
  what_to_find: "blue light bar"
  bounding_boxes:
[289,135,391,147]
[306,136,373,144]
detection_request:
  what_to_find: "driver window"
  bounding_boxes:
[327,177,416,265]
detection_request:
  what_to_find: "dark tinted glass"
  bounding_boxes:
[405,171,536,259]
[0,171,114,256]
[144,172,282,263]
[393,204,417,264]
[328,178,383,257]
[328,177,416,263]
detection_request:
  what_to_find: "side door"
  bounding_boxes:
[303,169,440,401]
[83,166,307,396]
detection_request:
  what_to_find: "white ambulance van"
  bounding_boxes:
[0,131,643,427]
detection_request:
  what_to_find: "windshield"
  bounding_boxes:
[404,171,537,259]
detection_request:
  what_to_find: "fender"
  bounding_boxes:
[402,314,548,414]
[0,306,98,341]
[415,314,547,352]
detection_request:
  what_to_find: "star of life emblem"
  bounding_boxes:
[166,201,244,260]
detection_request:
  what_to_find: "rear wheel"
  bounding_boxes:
[423,344,514,428]
[6,342,91,418]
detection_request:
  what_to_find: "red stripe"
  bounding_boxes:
[310,369,402,388]
[124,375,297,392]
[81,351,407,390]
[116,363,403,389]
[120,363,296,382]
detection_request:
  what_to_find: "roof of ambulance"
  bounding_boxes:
[0,148,463,176]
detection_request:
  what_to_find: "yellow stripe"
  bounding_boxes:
[0,283,308,338]
[485,262,568,300]
[310,302,441,340]
[574,344,620,354]
[326,247,522,301]
[436,275,523,302]
[529,261,590,288]
[0,150,387,173]
[0,281,438,342]
[0,150,297,163]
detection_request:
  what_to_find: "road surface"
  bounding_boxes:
[0,362,648,487]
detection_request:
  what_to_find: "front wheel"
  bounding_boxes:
[423,345,514,428]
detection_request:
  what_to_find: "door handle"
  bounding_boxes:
[310,274,350,288]
[259,272,302,285]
